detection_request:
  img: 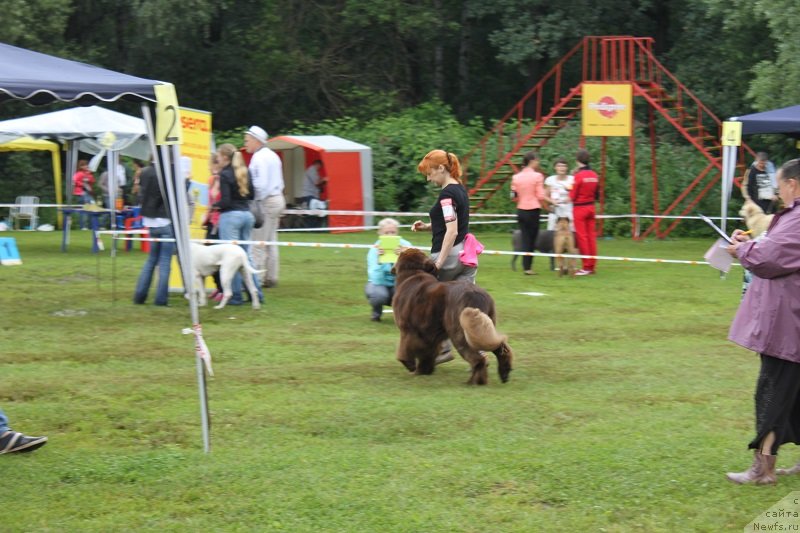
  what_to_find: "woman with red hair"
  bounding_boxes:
[412,149,475,283]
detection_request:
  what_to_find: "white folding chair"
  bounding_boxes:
[9,196,39,230]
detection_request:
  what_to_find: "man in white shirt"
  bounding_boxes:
[244,125,285,288]
[300,160,325,206]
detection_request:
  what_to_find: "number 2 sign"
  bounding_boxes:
[154,83,183,145]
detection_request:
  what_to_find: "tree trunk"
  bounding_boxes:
[456,5,471,118]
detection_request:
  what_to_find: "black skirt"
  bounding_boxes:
[749,354,800,455]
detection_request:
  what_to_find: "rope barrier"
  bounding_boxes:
[97,230,734,268]
[1,203,743,222]
[283,208,743,221]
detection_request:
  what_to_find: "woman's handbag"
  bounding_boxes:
[250,200,264,229]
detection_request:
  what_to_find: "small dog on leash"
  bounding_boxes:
[190,243,264,309]
[739,200,774,238]
[510,229,554,271]
[553,217,578,277]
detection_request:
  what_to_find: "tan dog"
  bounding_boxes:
[391,248,513,385]
[553,217,578,277]
[739,200,774,238]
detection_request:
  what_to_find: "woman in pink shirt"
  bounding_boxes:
[510,151,548,275]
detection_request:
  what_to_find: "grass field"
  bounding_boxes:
[0,228,795,531]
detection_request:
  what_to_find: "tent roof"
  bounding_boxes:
[730,104,800,136]
[0,42,163,105]
[0,106,146,140]
[0,106,150,158]
[0,136,59,153]
[267,135,370,153]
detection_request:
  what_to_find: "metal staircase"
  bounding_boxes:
[464,36,753,238]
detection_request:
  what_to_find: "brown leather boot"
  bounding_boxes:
[777,460,800,475]
[726,452,777,485]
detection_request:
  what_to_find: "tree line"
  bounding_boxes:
[1,0,798,230]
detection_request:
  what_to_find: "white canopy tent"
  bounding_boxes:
[0,106,151,218]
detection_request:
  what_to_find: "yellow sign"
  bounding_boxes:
[721,121,742,147]
[179,107,213,228]
[582,83,633,137]
[154,83,182,145]
[170,107,214,292]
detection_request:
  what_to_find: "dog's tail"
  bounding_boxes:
[243,263,267,276]
[459,307,506,351]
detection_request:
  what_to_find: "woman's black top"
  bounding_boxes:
[429,183,469,253]
[214,164,254,212]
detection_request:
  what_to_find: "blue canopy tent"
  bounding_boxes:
[721,104,800,233]
[0,42,211,451]
[731,105,800,136]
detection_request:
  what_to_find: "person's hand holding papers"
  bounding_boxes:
[726,228,753,257]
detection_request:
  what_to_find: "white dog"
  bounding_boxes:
[190,243,263,309]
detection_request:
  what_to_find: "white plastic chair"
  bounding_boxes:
[9,196,39,230]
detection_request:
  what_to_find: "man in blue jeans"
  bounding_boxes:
[0,409,47,454]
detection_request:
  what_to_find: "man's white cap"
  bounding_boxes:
[246,125,268,144]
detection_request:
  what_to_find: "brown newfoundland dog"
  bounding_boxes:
[391,248,514,385]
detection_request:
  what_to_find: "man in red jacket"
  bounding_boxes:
[569,149,599,275]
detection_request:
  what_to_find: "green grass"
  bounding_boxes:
[0,229,793,531]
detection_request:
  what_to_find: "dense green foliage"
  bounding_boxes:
[2,231,797,531]
[0,0,791,128]
[1,1,798,232]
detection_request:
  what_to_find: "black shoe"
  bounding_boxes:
[262,280,278,289]
[0,430,48,454]
[371,315,381,322]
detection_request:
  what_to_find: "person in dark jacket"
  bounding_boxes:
[133,161,174,306]
[213,143,258,305]
[742,152,778,214]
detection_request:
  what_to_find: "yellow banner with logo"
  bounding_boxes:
[179,107,213,229]
[582,83,633,137]
[170,107,214,292]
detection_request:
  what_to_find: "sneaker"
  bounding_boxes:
[0,430,48,454]
[523,270,537,276]
[435,351,454,365]
[262,280,278,289]
[212,292,224,302]
[575,269,595,276]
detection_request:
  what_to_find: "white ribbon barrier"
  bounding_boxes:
[284,208,743,221]
[97,230,736,268]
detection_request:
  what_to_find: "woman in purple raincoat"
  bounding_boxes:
[725,158,800,485]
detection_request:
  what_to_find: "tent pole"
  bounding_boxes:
[721,144,737,235]
[142,103,211,453]
[165,142,210,454]
[53,146,63,229]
